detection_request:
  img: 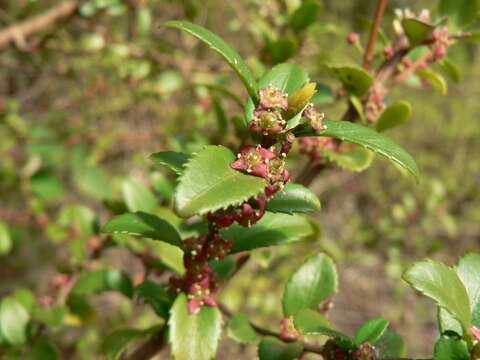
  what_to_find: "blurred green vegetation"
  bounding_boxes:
[0,0,479,358]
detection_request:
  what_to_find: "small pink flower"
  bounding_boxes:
[347,32,359,45]
[471,325,480,341]
[230,145,276,178]
[384,47,394,57]
[259,84,288,110]
[303,104,326,131]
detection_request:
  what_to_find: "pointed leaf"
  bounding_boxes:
[258,337,303,360]
[438,58,461,82]
[401,18,435,46]
[289,0,322,33]
[282,253,337,317]
[403,260,471,331]
[418,69,447,95]
[354,317,389,345]
[102,329,146,360]
[303,120,419,180]
[122,179,157,212]
[433,337,470,360]
[161,21,258,100]
[455,253,480,327]
[169,293,222,360]
[223,212,313,253]
[150,151,191,175]
[266,183,320,214]
[0,220,12,256]
[136,280,174,318]
[328,66,373,97]
[0,297,30,346]
[102,212,183,248]
[374,331,406,358]
[227,312,257,343]
[174,145,267,218]
[376,101,412,132]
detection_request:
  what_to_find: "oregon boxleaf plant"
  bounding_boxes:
[1,1,480,359]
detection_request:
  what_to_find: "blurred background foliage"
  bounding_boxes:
[0,0,479,358]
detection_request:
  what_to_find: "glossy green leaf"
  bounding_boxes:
[223,212,313,253]
[0,297,30,346]
[266,183,320,214]
[0,221,12,256]
[102,329,146,360]
[433,337,470,360]
[439,307,463,336]
[401,18,435,46]
[258,337,303,360]
[282,253,337,317]
[102,212,183,248]
[455,253,480,327]
[210,257,236,281]
[149,241,185,275]
[72,269,134,298]
[328,66,373,97]
[289,0,323,33]
[294,308,355,347]
[417,68,447,94]
[306,120,419,180]
[376,101,412,132]
[161,21,258,100]
[321,146,374,172]
[374,331,406,358]
[122,179,157,212]
[227,312,257,343]
[150,151,191,175]
[354,317,389,345]
[174,146,267,218]
[135,280,173,318]
[169,293,222,360]
[26,341,58,360]
[403,260,471,332]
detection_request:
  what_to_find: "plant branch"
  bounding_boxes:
[393,50,432,85]
[0,0,79,50]
[363,0,389,69]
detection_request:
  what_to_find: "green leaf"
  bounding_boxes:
[122,179,157,212]
[401,18,435,46]
[174,145,266,218]
[135,280,173,318]
[294,308,355,347]
[0,221,12,256]
[161,21,258,101]
[102,329,146,360]
[321,146,375,172]
[102,212,183,248]
[455,253,480,327]
[433,337,470,360]
[227,312,257,343]
[328,66,373,97]
[289,0,323,33]
[418,69,448,95]
[350,95,366,123]
[439,307,463,336]
[169,293,222,360]
[438,58,461,82]
[403,260,471,332]
[30,170,65,201]
[311,83,334,104]
[266,183,320,214]
[306,120,419,180]
[266,38,297,64]
[210,257,236,281]
[439,0,480,29]
[376,101,412,132]
[0,297,30,346]
[354,317,389,345]
[374,331,406,358]
[223,212,313,253]
[282,253,337,317]
[72,269,134,298]
[26,341,58,360]
[258,337,303,360]
[150,151,191,175]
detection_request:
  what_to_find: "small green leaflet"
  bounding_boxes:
[266,183,320,214]
[161,21,258,101]
[0,297,30,346]
[150,151,191,175]
[354,317,389,345]
[376,101,412,132]
[258,337,303,360]
[227,312,257,343]
[328,66,373,97]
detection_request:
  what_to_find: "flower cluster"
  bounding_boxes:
[249,85,288,135]
[299,136,335,159]
[365,83,386,122]
[303,103,327,132]
[321,339,379,360]
[170,232,232,314]
[431,26,450,61]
